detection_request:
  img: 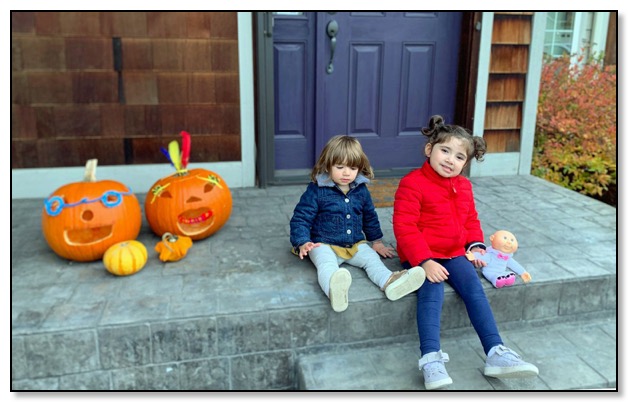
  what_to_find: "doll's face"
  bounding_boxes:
[491,230,518,254]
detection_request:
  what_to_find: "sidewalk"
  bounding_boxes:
[298,317,617,390]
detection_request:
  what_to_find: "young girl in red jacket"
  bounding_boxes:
[393,115,538,390]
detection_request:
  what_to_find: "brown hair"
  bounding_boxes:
[421,115,486,162]
[311,135,374,181]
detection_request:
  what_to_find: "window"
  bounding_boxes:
[544,12,576,57]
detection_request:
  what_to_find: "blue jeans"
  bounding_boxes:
[403,257,502,356]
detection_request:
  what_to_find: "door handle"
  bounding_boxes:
[326,20,339,74]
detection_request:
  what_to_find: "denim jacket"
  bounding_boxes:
[290,173,384,251]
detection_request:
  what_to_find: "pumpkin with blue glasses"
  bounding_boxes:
[41,159,142,262]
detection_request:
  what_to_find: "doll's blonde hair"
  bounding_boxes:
[311,135,374,181]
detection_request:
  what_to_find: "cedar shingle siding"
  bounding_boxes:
[11,12,241,169]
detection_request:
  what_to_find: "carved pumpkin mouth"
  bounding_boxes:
[64,226,113,245]
[177,208,214,235]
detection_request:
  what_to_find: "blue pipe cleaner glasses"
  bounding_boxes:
[44,189,134,217]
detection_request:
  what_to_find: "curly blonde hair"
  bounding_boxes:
[310,135,374,181]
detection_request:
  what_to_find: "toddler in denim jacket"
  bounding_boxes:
[290,135,425,312]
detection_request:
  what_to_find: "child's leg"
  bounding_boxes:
[308,244,344,296]
[444,256,503,355]
[402,260,446,355]
[346,243,392,288]
[417,279,446,355]
[347,243,425,300]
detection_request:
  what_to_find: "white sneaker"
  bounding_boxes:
[382,266,426,301]
[419,350,453,390]
[329,268,352,312]
[484,345,539,378]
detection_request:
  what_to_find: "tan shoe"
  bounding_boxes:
[329,268,352,312]
[382,266,426,301]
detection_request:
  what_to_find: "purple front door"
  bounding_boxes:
[273,12,462,172]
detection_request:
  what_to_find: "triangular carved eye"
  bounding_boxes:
[161,191,172,199]
[204,183,213,193]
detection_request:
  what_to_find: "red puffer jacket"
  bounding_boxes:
[393,161,485,267]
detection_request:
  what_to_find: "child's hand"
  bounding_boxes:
[521,272,532,283]
[422,260,449,283]
[469,247,487,268]
[372,241,395,258]
[298,242,320,259]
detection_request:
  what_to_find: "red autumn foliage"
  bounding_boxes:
[532,52,616,206]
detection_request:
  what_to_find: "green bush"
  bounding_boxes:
[532,53,616,204]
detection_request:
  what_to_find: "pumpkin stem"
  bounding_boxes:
[84,159,98,182]
[162,232,176,253]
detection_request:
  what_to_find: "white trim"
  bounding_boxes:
[470,12,493,177]
[237,12,256,188]
[570,12,584,65]
[591,12,610,58]
[519,12,546,175]
[471,153,521,177]
[11,12,257,199]
[11,162,245,200]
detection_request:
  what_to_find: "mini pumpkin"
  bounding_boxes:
[144,132,232,240]
[155,232,193,262]
[103,240,148,276]
[41,159,142,262]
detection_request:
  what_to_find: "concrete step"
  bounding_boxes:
[313,253,617,351]
[297,316,617,390]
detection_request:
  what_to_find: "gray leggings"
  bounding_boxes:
[308,243,393,297]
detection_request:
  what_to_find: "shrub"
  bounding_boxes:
[532,52,616,204]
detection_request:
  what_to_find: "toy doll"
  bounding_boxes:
[473,230,531,288]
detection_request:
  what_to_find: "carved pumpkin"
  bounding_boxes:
[103,240,148,276]
[41,159,142,262]
[144,168,232,240]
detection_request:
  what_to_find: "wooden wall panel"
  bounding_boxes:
[484,103,522,129]
[489,46,528,73]
[11,11,241,169]
[605,12,617,66]
[484,13,532,153]
[484,130,521,153]
[492,15,531,44]
[487,75,525,101]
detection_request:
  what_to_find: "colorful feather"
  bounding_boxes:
[180,131,191,169]
[168,140,182,172]
[160,147,174,167]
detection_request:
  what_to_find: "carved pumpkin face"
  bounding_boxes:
[144,168,232,240]
[41,180,142,262]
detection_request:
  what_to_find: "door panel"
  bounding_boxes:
[317,12,463,169]
[272,12,463,173]
[272,13,316,170]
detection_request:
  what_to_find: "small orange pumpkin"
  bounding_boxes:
[103,240,148,276]
[155,232,193,262]
[41,159,142,262]
[145,168,232,240]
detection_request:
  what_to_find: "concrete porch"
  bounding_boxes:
[11,175,617,390]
